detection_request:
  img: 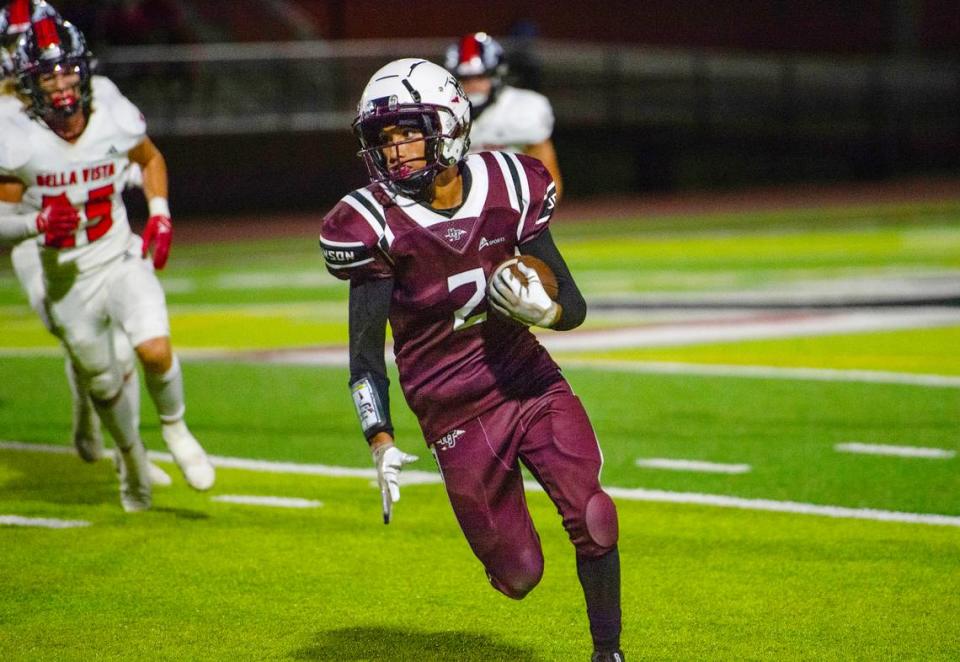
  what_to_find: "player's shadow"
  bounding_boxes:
[0,452,208,520]
[292,626,541,661]
[0,450,117,507]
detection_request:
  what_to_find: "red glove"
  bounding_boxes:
[142,214,173,269]
[36,204,80,245]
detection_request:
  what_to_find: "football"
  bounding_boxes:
[495,255,559,299]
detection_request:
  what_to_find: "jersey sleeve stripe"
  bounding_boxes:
[490,152,521,213]
[327,257,375,269]
[536,182,557,225]
[318,234,365,248]
[503,152,531,241]
[352,189,396,250]
[343,192,391,255]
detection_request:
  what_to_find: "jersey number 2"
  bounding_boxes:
[448,267,488,331]
[41,184,114,248]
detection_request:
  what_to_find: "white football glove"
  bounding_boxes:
[371,442,419,524]
[487,260,560,328]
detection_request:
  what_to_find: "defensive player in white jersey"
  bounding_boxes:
[0,17,215,510]
[1,0,170,486]
[446,32,563,199]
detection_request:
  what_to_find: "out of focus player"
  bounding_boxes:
[0,0,172,486]
[320,59,623,661]
[0,15,215,510]
[446,31,563,198]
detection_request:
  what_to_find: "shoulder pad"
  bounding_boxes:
[0,100,32,172]
[320,191,394,280]
[92,76,147,145]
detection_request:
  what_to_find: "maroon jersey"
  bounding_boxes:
[321,152,562,440]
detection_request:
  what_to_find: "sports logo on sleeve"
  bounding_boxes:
[536,182,557,225]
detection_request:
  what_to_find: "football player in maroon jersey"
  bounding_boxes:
[321,59,623,662]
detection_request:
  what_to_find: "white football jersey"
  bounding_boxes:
[0,76,146,276]
[468,85,554,154]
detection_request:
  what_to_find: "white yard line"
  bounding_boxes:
[835,443,957,459]
[540,308,960,352]
[0,515,90,528]
[635,458,752,473]
[562,359,960,388]
[3,440,958,528]
[595,487,960,528]
[211,495,323,508]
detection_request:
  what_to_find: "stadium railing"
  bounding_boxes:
[97,38,959,146]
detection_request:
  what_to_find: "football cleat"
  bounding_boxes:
[591,650,625,662]
[161,420,215,491]
[114,446,151,513]
[109,455,172,487]
[72,399,104,463]
[148,461,173,487]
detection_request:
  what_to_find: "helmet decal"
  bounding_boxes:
[7,0,30,34]
[33,16,60,51]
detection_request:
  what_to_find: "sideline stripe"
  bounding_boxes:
[211,495,322,509]
[542,308,960,351]
[1,515,90,529]
[3,441,958,527]
[636,458,752,474]
[562,359,960,389]
[835,442,957,459]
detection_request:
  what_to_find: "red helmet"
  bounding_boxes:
[445,32,507,80]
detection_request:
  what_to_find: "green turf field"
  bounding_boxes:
[1,199,959,660]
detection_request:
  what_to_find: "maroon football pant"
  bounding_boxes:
[430,380,619,600]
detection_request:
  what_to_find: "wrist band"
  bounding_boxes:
[148,197,170,218]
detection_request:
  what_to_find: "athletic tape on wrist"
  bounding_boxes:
[350,376,388,436]
[148,197,170,218]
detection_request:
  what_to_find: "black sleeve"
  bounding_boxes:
[520,229,587,330]
[348,277,394,439]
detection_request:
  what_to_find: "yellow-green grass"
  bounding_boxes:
[2,445,959,661]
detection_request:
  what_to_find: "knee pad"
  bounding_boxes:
[584,491,619,550]
[87,366,123,403]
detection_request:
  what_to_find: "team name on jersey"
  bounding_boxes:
[36,162,116,188]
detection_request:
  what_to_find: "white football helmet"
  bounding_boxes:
[353,58,471,197]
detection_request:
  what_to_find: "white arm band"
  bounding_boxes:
[148,197,170,218]
[350,375,390,438]
[0,201,38,244]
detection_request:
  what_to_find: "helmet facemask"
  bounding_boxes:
[13,18,92,122]
[354,101,469,199]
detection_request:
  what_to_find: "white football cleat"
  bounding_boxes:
[109,454,172,487]
[148,461,173,487]
[114,445,152,513]
[161,420,215,491]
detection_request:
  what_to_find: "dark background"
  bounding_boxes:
[7,1,960,216]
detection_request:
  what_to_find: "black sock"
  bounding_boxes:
[576,546,622,652]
